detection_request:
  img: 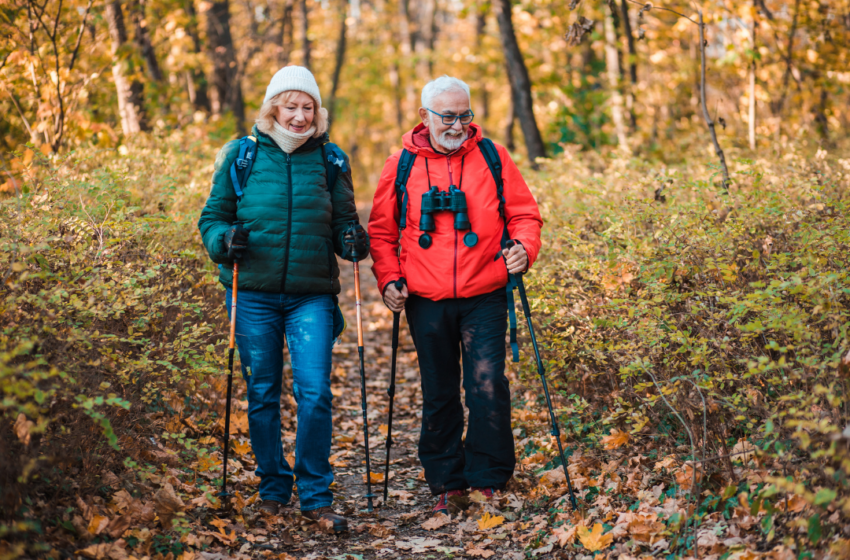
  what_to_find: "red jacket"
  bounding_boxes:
[368,123,543,301]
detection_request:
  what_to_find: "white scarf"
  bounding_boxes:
[260,121,316,153]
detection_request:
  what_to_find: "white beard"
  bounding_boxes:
[430,115,466,152]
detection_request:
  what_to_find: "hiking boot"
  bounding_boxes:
[471,487,496,499]
[432,489,466,515]
[258,499,288,515]
[301,506,348,533]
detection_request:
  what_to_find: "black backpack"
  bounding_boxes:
[392,138,520,362]
[228,135,349,342]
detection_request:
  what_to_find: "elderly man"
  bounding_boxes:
[368,76,543,514]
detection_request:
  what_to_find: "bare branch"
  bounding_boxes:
[68,0,94,71]
[625,0,698,25]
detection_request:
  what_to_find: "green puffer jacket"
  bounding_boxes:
[198,126,360,294]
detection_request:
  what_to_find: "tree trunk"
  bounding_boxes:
[604,5,629,153]
[698,11,730,191]
[279,0,294,66]
[300,0,311,70]
[207,0,245,131]
[414,0,436,82]
[814,85,829,143]
[748,0,757,151]
[503,91,516,152]
[619,0,637,130]
[493,0,546,164]
[475,4,489,134]
[397,0,416,120]
[184,0,209,110]
[326,0,347,133]
[131,0,162,81]
[105,0,148,134]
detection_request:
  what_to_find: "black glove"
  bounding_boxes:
[342,223,369,261]
[223,223,250,261]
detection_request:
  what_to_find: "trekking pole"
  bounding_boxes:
[383,278,405,502]
[348,224,376,512]
[505,240,578,510]
[219,260,239,510]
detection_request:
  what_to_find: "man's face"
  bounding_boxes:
[418,89,471,153]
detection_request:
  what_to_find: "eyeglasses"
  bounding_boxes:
[426,108,475,126]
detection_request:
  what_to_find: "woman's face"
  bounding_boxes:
[275,91,315,133]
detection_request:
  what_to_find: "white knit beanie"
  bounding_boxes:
[263,66,322,107]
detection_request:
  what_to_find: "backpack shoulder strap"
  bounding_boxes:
[229,135,258,201]
[478,138,505,220]
[395,149,417,230]
[479,138,520,363]
[322,142,348,192]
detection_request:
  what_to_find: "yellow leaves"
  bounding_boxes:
[468,490,488,503]
[87,515,109,535]
[231,440,252,456]
[601,429,630,450]
[232,411,249,434]
[577,523,613,552]
[197,454,220,473]
[477,512,505,531]
[363,471,384,484]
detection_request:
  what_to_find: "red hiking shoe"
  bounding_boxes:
[432,489,466,514]
[471,487,496,499]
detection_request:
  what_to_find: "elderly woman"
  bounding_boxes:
[198,66,366,532]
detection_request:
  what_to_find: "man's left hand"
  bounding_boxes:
[502,243,528,274]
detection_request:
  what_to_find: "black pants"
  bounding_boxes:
[405,288,516,494]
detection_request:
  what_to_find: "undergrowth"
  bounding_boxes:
[522,142,850,551]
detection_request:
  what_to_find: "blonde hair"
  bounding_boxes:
[256,91,328,137]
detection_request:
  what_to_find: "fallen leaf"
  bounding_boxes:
[106,514,133,538]
[363,471,384,484]
[578,523,613,552]
[87,515,109,536]
[538,467,566,488]
[77,540,128,560]
[13,414,34,446]
[422,514,450,531]
[601,429,630,450]
[112,490,134,512]
[318,517,335,534]
[153,483,185,528]
[467,546,495,558]
[477,512,505,531]
[468,490,488,503]
[553,524,578,547]
[232,440,252,456]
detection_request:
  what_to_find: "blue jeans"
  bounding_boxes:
[226,289,335,510]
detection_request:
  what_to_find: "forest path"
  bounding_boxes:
[216,231,537,559]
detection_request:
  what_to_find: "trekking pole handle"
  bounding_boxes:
[504,239,528,274]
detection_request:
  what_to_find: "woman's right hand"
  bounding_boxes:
[383,281,408,313]
[224,223,250,260]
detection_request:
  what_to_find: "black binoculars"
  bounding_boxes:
[418,186,478,249]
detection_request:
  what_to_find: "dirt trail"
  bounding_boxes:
[219,251,540,559]
[233,253,528,560]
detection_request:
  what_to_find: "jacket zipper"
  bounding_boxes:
[447,154,458,299]
[281,152,293,293]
